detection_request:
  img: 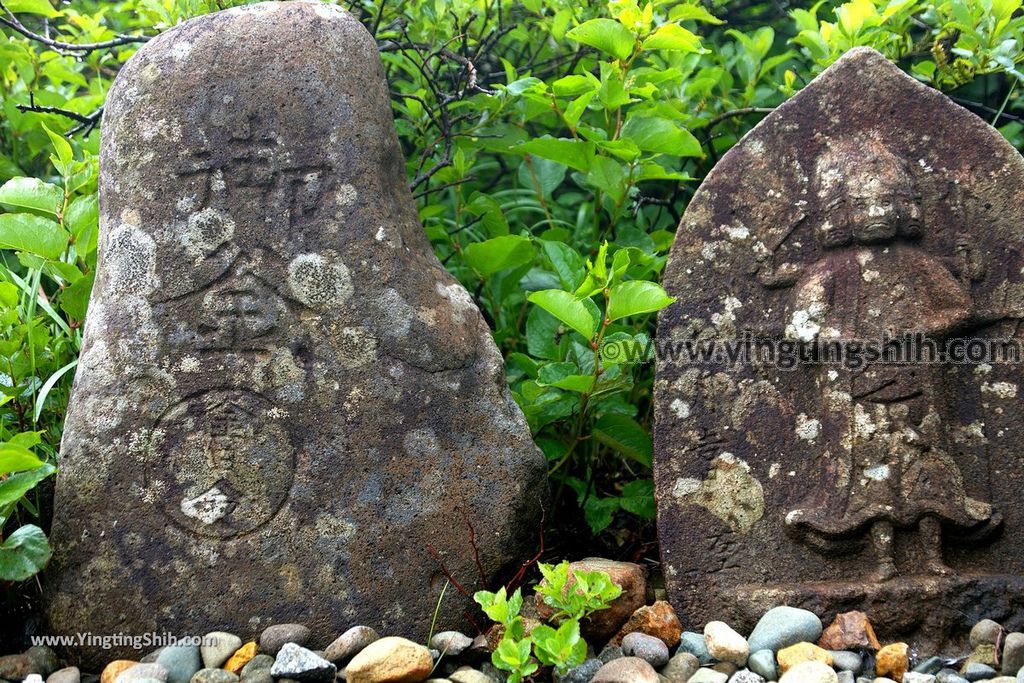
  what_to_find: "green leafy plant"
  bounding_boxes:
[475,561,622,679]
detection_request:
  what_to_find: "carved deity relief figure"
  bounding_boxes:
[777,138,998,581]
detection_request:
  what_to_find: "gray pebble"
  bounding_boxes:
[662,653,701,683]
[270,644,334,683]
[903,674,936,683]
[189,670,238,683]
[201,633,243,670]
[155,647,201,683]
[592,657,659,683]
[599,647,624,664]
[914,659,946,676]
[623,633,670,669]
[431,632,473,658]
[748,652,778,682]
[937,669,969,683]
[731,671,766,683]
[115,665,169,683]
[47,668,80,683]
[140,651,163,666]
[449,668,495,683]
[963,664,997,682]
[1018,666,1024,683]
[240,657,273,678]
[260,624,312,657]
[971,621,1003,648]
[555,659,602,683]
[690,670,730,683]
[323,626,379,664]
[829,653,862,674]
[747,608,823,655]
[1003,634,1024,675]
[837,673,855,683]
[679,634,715,666]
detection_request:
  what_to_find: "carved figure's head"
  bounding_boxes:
[813,138,922,248]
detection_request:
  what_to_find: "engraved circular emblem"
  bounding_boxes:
[148,388,294,538]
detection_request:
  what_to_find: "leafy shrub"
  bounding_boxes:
[0,0,1023,591]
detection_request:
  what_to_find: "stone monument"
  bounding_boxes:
[43,1,546,666]
[655,47,1024,649]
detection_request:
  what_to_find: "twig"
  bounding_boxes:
[705,106,775,129]
[426,542,473,598]
[459,508,489,589]
[505,502,546,592]
[16,103,102,135]
[0,2,150,53]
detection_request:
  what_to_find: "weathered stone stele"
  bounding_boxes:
[43,2,545,665]
[655,47,1024,650]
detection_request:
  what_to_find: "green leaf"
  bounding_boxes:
[526,307,564,361]
[528,290,596,340]
[516,137,595,172]
[5,0,59,17]
[541,241,585,291]
[0,524,52,582]
[42,123,73,174]
[0,443,45,475]
[0,282,18,308]
[620,479,656,518]
[586,156,627,205]
[537,363,595,393]
[60,272,93,320]
[620,117,703,157]
[463,235,535,276]
[606,280,675,321]
[593,414,652,467]
[0,463,56,514]
[0,177,63,215]
[642,23,704,52]
[583,496,619,533]
[0,213,69,260]
[668,4,724,24]
[566,19,636,60]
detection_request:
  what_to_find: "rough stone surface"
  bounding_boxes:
[963,645,998,669]
[778,645,831,675]
[1003,634,1024,674]
[201,634,243,670]
[819,613,881,653]
[0,649,60,681]
[223,645,256,676]
[536,558,646,644]
[903,675,935,683]
[41,0,546,669]
[655,45,1024,651]
[732,671,766,683]
[611,602,682,647]
[779,663,838,683]
[344,637,433,683]
[961,664,996,682]
[705,623,750,666]
[876,645,909,683]
[912,659,945,676]
[189,670,238,683]
[270,645,335,683]
[748,608,823,654]
[592,657,658,683]
[555,659,603,683]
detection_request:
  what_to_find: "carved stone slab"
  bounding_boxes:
[654,47,1024,650]
[43,2,545,665]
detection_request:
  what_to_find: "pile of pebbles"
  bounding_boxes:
[2,560,1024,683]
